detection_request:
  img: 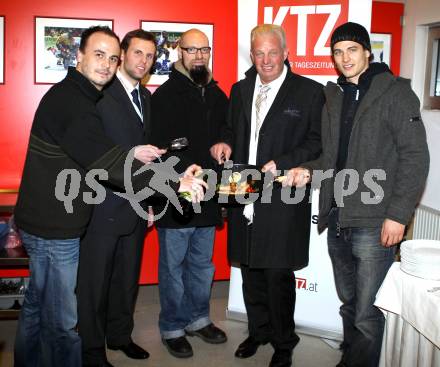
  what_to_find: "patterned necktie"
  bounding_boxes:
[255,84,270,140]
[131,88,143,117]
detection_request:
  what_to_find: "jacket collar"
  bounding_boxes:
[353,71,395,124]
[337,63,392,105]
[239,65,295,126]
[105,77,147,130]
[326,64,395,106]
[172,59,213,86]
[240,66,258,124]
[324,66,396,143]
[66,67,103,102]
[337,62,391,87]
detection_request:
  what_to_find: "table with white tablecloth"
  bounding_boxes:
[375,262,440,367]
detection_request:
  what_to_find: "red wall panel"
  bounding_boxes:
[139,222,230,284]
[0,0,237,282]
[371,1,404,75]
[0,0,238,189]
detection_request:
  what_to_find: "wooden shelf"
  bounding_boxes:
[0,246,29,267]
[0,308,21,320]
[0,191,26,319]
[0,191,18,214]
[0,294,24,299]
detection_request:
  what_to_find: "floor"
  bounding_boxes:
[0,281,342,367]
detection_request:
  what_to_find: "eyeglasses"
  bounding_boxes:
[180,46,211,54]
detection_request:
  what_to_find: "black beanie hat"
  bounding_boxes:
[331,22,371,52]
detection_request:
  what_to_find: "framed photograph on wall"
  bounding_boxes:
[140,21,214,86]
[0,16,4,84]
[35,17,113,84]
[371,33,392,67]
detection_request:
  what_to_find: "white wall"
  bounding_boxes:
[400,0,440,94]
[420,110,440,211]
[398,0,440,211]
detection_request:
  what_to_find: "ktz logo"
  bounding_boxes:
[295,277,318,292]
[258,0,349,74]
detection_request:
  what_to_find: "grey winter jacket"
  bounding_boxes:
[304,71,429,232]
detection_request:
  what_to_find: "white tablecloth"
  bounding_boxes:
[375,262,440,367]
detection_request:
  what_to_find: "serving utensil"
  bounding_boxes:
[165,137,189,151]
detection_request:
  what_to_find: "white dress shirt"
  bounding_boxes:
[243,65,288,223]
[116,69,143,120]
[248,65,288,165]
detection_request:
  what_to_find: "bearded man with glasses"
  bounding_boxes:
[150,28,231,358]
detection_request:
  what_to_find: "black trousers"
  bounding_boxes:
[241,265,300,351]
[77,220,146,365]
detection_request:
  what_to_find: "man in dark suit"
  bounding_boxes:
[224,24,324,367]
[77,29,166,367]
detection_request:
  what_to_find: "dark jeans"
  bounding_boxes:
[328,209,395,367]
[14,231,81,367]
[157,226,215,339]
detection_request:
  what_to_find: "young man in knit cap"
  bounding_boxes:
[285,22,429,367]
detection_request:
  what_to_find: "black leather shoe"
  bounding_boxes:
[269,349,292,367]
[107,341,149,359]
[186,323,227,344]
[162,336,193,358]
[336,349,348,366]
[83,361,114,367]
[336,356,348,367]
[234,336,265,358]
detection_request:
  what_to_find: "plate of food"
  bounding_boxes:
[214,163,263,204]
[216,172,259,195]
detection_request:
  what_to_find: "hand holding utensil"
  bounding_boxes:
[165,137,189,151]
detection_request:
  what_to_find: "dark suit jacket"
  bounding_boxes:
[226,66,324,269]
[86,77,150,235]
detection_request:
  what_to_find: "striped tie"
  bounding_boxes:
[131,88,143,117]
[255,85,270,140]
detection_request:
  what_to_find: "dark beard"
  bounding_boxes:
[189,65,209,86]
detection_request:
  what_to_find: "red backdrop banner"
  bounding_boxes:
[258,0,349,74]
[0,0,238,189]
[0,0,238,283]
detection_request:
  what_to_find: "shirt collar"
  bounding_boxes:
[255,64,288,92]
[117,69,140,94]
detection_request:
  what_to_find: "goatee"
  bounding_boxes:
[189,65,209,86]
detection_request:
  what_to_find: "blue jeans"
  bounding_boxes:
[157,226,215,339]
[328,209,395,367]
[14,231,81,367]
